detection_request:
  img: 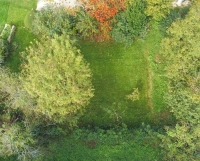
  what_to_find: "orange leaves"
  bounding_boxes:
[82,0,126,40]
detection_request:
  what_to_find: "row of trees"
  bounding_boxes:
[32,0,174,44]
[158,1,200,160]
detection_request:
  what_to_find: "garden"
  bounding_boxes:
[0,0,199,161]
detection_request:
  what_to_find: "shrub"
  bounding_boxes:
[126,88,140,101]
[32,5,76,37]
[110,0,147,45]
[0,123,40,161]
[75,8,99,39]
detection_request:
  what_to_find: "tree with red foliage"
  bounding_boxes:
[82,0,126,40]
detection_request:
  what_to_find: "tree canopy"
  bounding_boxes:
[159,2,200,160]
[21,35,94,124]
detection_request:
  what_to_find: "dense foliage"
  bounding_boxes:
[32,6,76,37]
[83,0,126,40]
[159,6,190,36]
[0,68,40,161]
[111,0,147,44]
[159,2,200,160]
[1,0,199,160]
[145,0,171,20]
[75,8,99,39]
[21,35,94,124]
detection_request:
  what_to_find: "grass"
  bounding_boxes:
[43,138,161,161]
[145,23,168,113]
[43,127,162,161]
[78,41,151,128]
[78,23,168,127]
[0,0,10,25]
[0,0,37,72]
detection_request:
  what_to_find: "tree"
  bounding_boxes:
[159,2,200,160]
[82,0,126,40]
[145,0,171,20]
[21,35,94,125]
[75,8,99,39]
[111,0,147,45]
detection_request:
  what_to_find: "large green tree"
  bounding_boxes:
[21,35,94,125]
[159,2,200,160]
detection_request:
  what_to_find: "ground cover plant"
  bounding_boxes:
[0,0,198,160]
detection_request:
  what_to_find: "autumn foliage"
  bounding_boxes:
[82,0,126,40]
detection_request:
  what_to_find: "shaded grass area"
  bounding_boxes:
[0,0,37,72]
[43,128,161,161]
[78,24,168,127]
[142,23,171,126]
[0,0,10,30]
[44,138,160,161]
[78,41,151,128]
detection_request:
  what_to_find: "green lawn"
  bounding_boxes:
[78,41,151,127]
[0,0,37,72]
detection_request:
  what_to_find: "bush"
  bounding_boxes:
[75,8,99,39]
[159,6,190,36]
[0,123,40,161]
[32,5,76,37]
[110,0,147,45]
[126,88,140,101]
